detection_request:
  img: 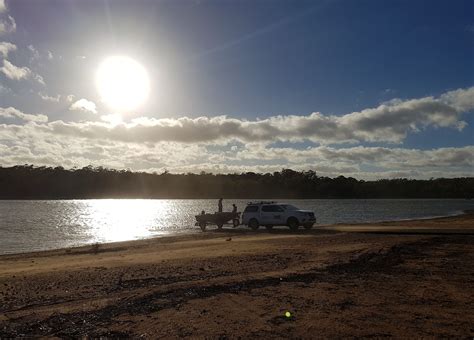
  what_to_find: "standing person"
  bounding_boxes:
[232,204,239,228]
[218,198,223,213]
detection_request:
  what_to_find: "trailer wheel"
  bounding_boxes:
[249,218,259,230]
[287,217,299,231]
[199,222,206,231]
[217,222,224,229]
[232,219,239,227]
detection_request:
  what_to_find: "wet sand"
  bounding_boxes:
[1,213,473,337]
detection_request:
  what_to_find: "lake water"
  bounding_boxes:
[0,199,473,255]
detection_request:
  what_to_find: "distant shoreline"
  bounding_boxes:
[1,166,473,199]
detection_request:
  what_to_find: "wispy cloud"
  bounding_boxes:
[39,92,61,102]
[0,7,45,86]
[27,44,40,62]
[0,15,15,35]
[0,41,15,57]
[0,0,15,35]
[0,106,48,122]
[33,73,45,85]
[0,59,45,85]
[0,59,31,80]
[0,0,6,13]
[0,82,10,94]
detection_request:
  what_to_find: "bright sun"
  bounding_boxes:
[96,56,150,112]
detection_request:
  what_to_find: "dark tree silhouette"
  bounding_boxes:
[0,165,472,199]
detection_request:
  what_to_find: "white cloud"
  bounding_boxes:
[0,41,15,57]
[0,59,31,80]
[0,15,15,35]
[39,92,60,102]
[0,106,48,122]
[339,96,466,142]
[440,87,474,112]
[69,98,97,114]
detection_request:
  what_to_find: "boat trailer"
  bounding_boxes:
[195,212,240,231]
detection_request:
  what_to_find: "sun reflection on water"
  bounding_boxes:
[82,199,170,242]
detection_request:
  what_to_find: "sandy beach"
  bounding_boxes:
[1,213,473,338]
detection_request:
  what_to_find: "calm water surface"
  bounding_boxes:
[0,199,472,254]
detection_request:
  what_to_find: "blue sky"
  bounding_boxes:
[0,0,473,178]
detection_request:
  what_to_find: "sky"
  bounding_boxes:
[0,0,473,179]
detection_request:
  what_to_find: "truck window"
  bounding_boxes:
[244,205,259,212]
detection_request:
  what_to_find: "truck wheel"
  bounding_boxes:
[249,219,259,230]
[287,217,299,231]
[265,225,273,230]
[199,222,206,231]
[303,223,313,230]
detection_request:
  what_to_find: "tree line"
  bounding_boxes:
[0,165,472,199]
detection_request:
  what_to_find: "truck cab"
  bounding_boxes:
[241,201,316,230]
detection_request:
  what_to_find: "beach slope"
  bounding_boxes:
[1,213,473,337]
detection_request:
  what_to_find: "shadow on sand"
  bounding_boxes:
[203,226,474,236]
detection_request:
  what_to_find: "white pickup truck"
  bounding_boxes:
[241,201,316,230]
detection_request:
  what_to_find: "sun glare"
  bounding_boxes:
[96,56,150,112]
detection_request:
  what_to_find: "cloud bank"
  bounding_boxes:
[27,86,474,145]
[0,86,473,179]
